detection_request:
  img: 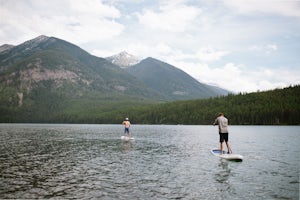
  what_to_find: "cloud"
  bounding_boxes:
[136,1,202,32]
[1,0,299,93]
[165,59,300,93]
[195,47,230,61]
[127,42,173,59]
[249,43,278,54]
[0,0,124,45]
[109,42,230,63]
[223,0,300,18]
[69,0,120,17]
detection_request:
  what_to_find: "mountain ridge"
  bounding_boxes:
[0,35,228,122]
[0,44,14,53]
[0,35,164,122]
[0,35,158,97]
[125,57,229,100]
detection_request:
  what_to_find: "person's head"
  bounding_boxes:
[218,112,224,117]
[125,117,129,121]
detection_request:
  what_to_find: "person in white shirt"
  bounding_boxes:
[213,113,232,154]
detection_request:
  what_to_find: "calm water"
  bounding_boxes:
[0,124,299,199]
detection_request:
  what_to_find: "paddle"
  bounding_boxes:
[227,143,233,154]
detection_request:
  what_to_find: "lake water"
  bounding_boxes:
[0,124,299,199]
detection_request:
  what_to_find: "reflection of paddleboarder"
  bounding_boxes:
[122,118,131,137]
[213,113,232,155]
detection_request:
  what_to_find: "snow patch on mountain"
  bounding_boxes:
[105,51,140,68]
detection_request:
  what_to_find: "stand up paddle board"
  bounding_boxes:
[121,136,135,141]
[211,149,243,162]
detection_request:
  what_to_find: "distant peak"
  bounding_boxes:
[30,35,50,42]
[36,35,49,40]
[23,35,50,45]
[17,35,57,53]
[118,51,135,58]
[105,51,140,67]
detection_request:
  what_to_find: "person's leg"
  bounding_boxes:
[220,142,223,154]
[219,133,224,154]
[224,133,231,153]
[225,142,231,154]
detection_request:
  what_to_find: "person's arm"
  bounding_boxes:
[213,118,218,125]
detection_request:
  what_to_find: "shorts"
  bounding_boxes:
[219,133,228,143]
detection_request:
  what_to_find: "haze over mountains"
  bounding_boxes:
[0,35,229,122]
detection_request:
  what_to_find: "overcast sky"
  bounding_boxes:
[1,0,299,93]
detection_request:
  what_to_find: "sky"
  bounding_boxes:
[0,0,300,93]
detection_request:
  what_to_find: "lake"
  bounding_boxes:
[0,124,299,199]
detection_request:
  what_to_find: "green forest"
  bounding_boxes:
[0,85,299,125]
[113,85,300,125]
[57,85,300,125]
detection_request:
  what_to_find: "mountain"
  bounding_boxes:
[0,44,14,53]
[125,57,229,100]
[0,35,228,123]
[0,35,160,97]
[0,35,162,122]
[105,51,140,68]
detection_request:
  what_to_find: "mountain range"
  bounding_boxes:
[0,35,228,122]
[105,51,228,100]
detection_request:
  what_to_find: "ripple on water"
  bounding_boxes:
[0,124,299,199]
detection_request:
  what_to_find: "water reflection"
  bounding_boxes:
[213,160,234,199]
[121,140,134,153]
[215,160,231,183]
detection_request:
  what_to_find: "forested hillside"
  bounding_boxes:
[120,85,300,125]
[125,57,229,100]
[0,35,230,123]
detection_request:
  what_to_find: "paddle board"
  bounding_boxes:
[211,149,243,162]
[121,136,135,141]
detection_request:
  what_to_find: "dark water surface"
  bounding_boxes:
[0,124,299,199]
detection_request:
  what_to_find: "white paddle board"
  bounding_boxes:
[211,149,243,162]
[121,136,135,141]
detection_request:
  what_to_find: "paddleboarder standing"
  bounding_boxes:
[213,113,232,154]
[122,117,131,137]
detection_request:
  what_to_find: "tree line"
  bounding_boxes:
[0,85,299,125]
[122,85,300,125]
